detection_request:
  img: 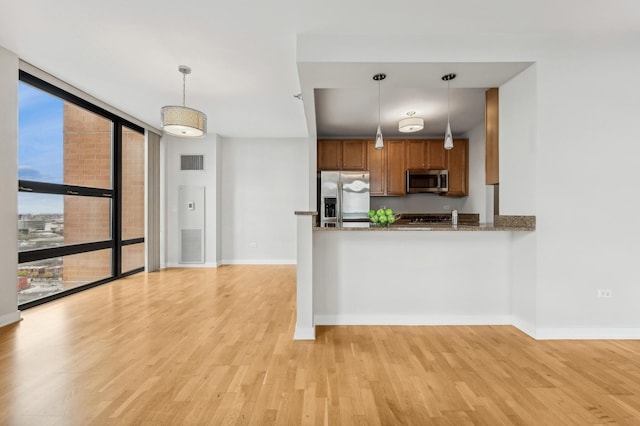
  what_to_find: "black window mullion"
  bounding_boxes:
[122,237,145,246]
[19,70,144,135]
[113,123,123,277]
[18,71,146,310]
[19,240,113,264]
[18,180,114,198]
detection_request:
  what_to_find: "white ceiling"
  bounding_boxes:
[0,1,638,138]
[309,62,533,138]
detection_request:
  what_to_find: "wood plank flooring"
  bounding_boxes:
[1,265,639,425]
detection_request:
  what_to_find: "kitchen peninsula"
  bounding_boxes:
[294,211,535,340]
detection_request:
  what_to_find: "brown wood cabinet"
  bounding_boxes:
[445,139,469,197]
[317,139,367,171]
[426,140,446,169]
[405,140,426,169]
[386,140,406,196]
[320,137,464,197]
[405,139,446,170]
[366,140,385,195]
[485,88,499,184]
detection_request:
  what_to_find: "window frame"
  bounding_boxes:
[18,71,146,309]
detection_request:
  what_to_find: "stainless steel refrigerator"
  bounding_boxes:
[320,171,370,227]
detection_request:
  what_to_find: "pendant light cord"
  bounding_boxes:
[182,73,186,107]
[447,79,450,123]
[378,80,381,125]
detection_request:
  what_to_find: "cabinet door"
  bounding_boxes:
[405,140,426,169]
[342,140,367,170]
[386,140,406,196]
[445,139,469,197]
[317,140,342,170]
[367,140,385,195]
[426,140,446,169]
[485,88,499,184]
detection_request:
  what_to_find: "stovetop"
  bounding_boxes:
[398,214,452,224]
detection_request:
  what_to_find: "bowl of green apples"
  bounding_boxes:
[369,207,396,227]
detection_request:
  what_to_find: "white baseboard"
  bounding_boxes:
[314,315,640,340]
[165,262,220,268]
[293,326,316,340]
[0,311,22,328]
[220,259,296,265]
[314,314,512,326]
[510,316,537,339]
[535,328,640,340]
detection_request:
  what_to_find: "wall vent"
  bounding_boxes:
[179,185,205,264]
[180,229,203,263]
[180,154,204,171]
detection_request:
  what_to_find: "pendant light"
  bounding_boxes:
[442,73,456,150]
[161,65,207,138]
[373,73,386,150]
[399,111,424,133]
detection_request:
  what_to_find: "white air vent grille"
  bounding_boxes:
[180,229,203,263]
[180,154,204,171]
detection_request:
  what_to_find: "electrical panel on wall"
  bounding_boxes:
[179,185,205,264]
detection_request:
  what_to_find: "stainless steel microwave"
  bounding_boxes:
[406,169,448,193]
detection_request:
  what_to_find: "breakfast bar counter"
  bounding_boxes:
[314,222,534,232]
[294,211,536,340]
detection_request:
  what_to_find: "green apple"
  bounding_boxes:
[376,208,385,217]
[385,208,393,216]
[368,209,375,218]
[379,215,388,224]
[371,216,379,223]
[387,215,395,224]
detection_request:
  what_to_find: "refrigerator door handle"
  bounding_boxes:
[337,181,343,226]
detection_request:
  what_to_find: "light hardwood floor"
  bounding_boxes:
[1,265,639,425]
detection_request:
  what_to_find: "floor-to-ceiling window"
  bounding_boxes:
[17,71,145,308]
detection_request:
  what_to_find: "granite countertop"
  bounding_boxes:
[313,215,535,232]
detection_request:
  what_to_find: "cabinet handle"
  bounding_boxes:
[67,190,79,195]
[19,186,33,192]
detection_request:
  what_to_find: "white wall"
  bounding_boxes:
[534,46,640,337]
[221,138,308,264]
[462,121,490,223]
[314,230,511,324]
[0,46,20,327]
[164,134,222,267]
[299,33,640,337]
[500,64,537,215]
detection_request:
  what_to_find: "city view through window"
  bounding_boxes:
[18,78,144,305]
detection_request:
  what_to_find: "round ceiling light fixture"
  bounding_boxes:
[161,65,207,138]
[398,111,424,133]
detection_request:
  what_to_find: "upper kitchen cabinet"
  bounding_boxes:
[405,140,425,169]
[485,88,499,184]
[367,139,406,196]
[366,140,385,195]
[341,140,367,170]
[317,140,341,170]
[405,139,446,170]
[426,140,446,169]
[386,140,406,196]
[317,139,367,171]
[445,139,469,197]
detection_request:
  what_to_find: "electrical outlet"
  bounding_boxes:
[249,242,257,248]
[597,289,612,298]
